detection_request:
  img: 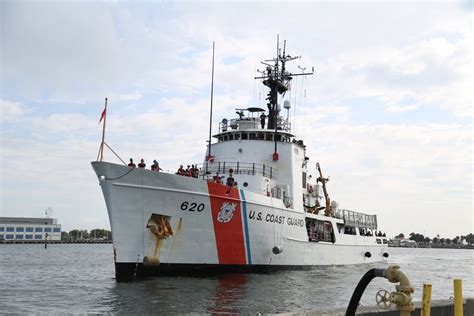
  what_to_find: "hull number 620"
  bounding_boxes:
[180,201,205,212]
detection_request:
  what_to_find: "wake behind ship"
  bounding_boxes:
[92,40,389,282]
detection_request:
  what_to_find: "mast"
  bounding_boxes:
[255,37,314,130]
[207,42,215,161]
[254,37,314,160]
[98,97,108,161]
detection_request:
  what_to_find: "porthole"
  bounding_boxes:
[243,182,248,187]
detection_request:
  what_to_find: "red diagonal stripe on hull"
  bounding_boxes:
[208,182,246,264]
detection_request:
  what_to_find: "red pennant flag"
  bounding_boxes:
[99,108,106,123]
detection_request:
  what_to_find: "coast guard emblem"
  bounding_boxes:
[217,202,236,223]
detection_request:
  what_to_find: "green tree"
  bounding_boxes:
[397,233,405,239]
[68,229,89,240]
[424,236,431,243]
[90,229,111,240]
[409,232,425,243]
[463,234,474,245]
[61,231,69,241]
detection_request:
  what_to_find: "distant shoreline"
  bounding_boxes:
[2,240,472,249]
[0,240,112,245]
[388,244,473,250]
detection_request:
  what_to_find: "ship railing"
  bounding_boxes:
[218,117,292,133]
[277,117,291,132]
[333,209,378,229]
[199,161,277,180]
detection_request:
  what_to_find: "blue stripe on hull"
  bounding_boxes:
[240,189,252,264]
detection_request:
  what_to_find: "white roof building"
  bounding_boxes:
[0,217,62,242]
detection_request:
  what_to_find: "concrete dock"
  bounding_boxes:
[279,298,474,316]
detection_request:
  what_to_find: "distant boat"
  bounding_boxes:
[92,39,389,281]
[399,239,418,248]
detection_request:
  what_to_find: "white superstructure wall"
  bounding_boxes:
[206,136,307,211]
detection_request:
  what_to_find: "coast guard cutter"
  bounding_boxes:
[92,40,389,281]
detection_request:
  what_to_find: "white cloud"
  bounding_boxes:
[0,100,30,123]
[30,113,98,139]
[301,122,472,237]
[385,104,419,113]
[304,34,472,119]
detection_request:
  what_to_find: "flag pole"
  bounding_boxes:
[99,97,108,161]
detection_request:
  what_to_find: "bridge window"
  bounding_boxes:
[229,134,233,140]
[242,133,248,140]
[235,134,241,140]
[306,218,335,243]
[344,226,357,235]
[249,133,257,140]
[266,134,273,141]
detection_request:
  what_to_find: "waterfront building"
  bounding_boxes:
[0,217,61,241]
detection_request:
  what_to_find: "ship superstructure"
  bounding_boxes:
[92,40,388,281]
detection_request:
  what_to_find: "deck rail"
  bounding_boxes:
[334,209,378,229]
[198,161,277,180]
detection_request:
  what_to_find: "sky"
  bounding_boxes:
[1,1,472,238]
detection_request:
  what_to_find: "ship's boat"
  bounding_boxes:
[92,41,389,281]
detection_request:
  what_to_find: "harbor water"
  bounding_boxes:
[0,244,472,314]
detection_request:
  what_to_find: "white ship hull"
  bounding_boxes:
[92,162,388,281]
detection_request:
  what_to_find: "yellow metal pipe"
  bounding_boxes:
[386,265,413,290]
[421,283,432,316]
[454,279,463,316]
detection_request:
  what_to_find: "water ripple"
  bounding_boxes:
[0,245,472,314]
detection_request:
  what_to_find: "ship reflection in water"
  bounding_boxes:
[108,273,251,314]
[207,274,248,314]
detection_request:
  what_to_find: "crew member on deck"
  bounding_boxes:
[151,160,162,172]
[138,159,146,168]
[128,158,136,168]
[191,164,198,178]
[260,113,267,129]
[185,165,192,177]
[176,165,185,175]
[226,169,235,187]
[213,172,221,184]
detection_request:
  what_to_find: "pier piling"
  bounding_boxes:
[454,279,463,316]
[421,283,432,316]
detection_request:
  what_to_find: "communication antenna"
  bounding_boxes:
[45,207,53,218]
[296,65,308,134]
